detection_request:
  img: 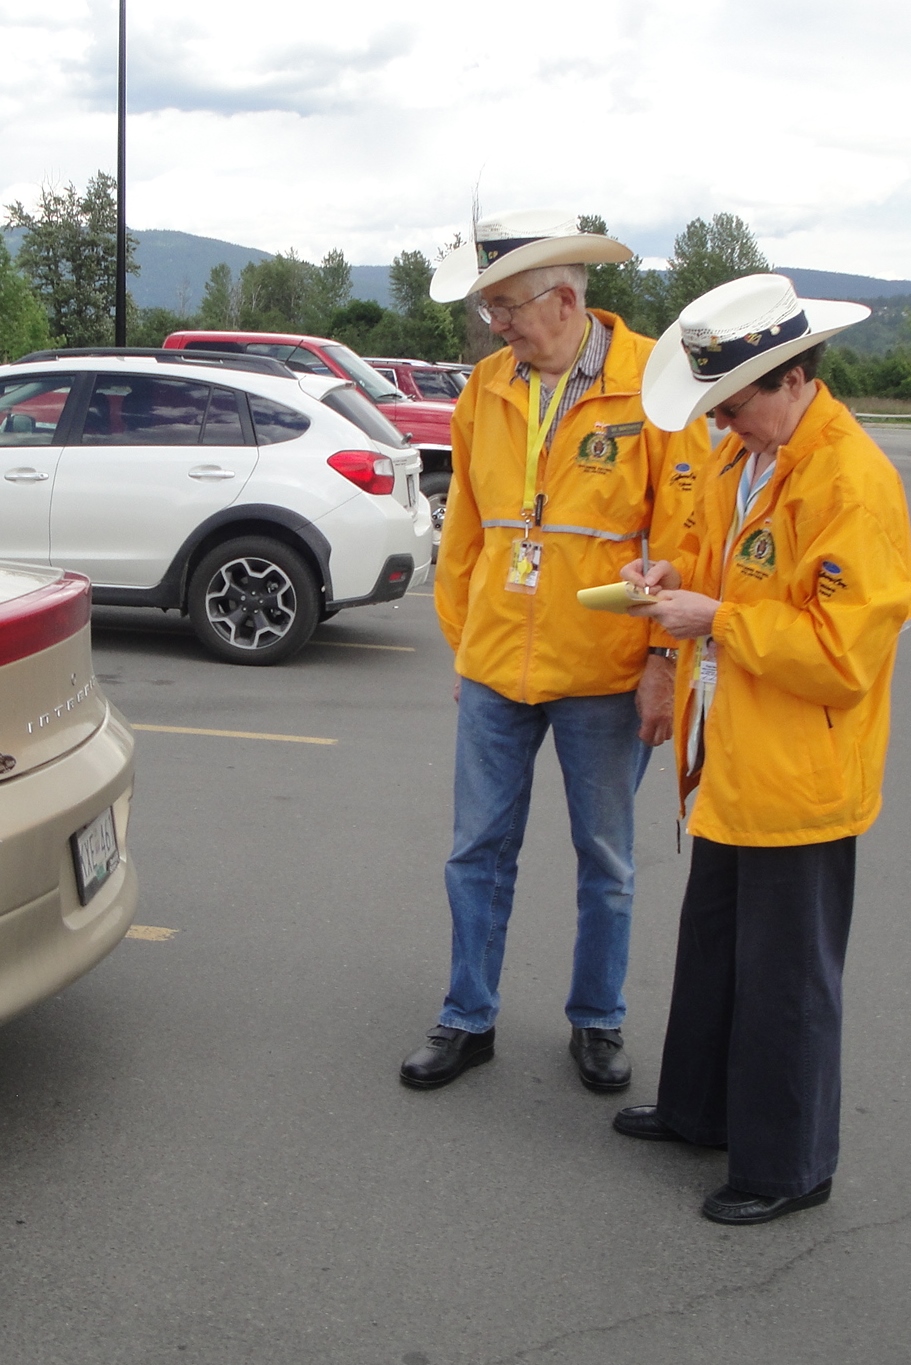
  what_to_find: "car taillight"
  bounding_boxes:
[327,450,396,495]
[0,573,91,667]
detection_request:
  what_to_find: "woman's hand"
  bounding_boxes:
[620,557,682,594]
[629,589,721,639]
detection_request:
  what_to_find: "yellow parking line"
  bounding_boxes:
[133,724,337,744]
[126,925,179,941]
[311,640,415,652]
[409,592,434,597]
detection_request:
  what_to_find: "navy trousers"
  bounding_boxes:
[656,835,856,1198]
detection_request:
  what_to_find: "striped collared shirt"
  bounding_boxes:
[514,312,612,439]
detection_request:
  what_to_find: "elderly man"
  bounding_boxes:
[399,211,710,1091]
[614,273,911,1223]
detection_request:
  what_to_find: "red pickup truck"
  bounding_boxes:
[163,332,454,529]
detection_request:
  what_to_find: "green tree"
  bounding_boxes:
[4,171,138,346]
[578,213,664,335]
[330,298,384,352]
[314,248,352,318]
[198,262,241,328]
[389,249,434,317]
[665,212,769,315]
[0,237,51,359]
[129,306,192,348]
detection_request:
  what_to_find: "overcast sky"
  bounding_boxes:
[1,0,909,278]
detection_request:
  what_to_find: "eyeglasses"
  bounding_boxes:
[476,287,557,327]
[711,387,763,422]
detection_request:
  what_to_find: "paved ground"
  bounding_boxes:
[1,435,909,1365]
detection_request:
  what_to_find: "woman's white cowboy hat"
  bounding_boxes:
[430,209,632,302]
[642,273,870,431]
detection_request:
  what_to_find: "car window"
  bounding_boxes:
[320,386,408,448]
[201,387,246,445]
[321,344,402,402]
[412,371,461,401]
[81,375,212,445]
[244,343,333,376]
[0,375,74,445]
[248,394,311,445]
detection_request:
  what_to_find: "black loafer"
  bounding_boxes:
[613,1104,687,1140]
[399,1025,495,1089]
[702,1178,832,1225]
[613,1104,728,1148]
[569,1027,631,1092]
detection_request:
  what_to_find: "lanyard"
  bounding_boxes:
[523,318,592,527]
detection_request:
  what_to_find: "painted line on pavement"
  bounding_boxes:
[126,925,179,941]
[133,724,337,744]
[311,640,415,652]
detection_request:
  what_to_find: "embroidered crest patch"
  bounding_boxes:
[736,528,776,578]
[577,426,618,469]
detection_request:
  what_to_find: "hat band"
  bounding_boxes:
[683,310,810,381]
[476,236,543,270]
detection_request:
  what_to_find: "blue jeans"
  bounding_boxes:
[439,678,650,1033]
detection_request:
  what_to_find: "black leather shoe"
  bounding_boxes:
[399,1025,495,1089]
[613,1105,728,1147]
[702,1178,832,1225]
[613,1104,687,1140]
[569,1027,631,1092]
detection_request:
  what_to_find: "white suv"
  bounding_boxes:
[0,349,432,664]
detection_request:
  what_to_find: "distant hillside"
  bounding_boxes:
[2,227,394,312]
[3,226,909,342]
[777,267,911,301]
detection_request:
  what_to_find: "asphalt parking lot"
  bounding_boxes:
[1,434,910,1365]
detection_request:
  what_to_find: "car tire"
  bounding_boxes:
[420,471,450,562]
[188,536,320,665]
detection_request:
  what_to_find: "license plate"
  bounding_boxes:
[71,807,120,906]
[406,473,417,507]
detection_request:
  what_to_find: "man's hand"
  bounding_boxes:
[453,677,461,703]
[635,654,675,746]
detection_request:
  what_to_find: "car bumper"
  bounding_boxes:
[0,702,137,1025]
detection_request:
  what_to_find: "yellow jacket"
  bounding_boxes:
[435,312,711,704]
[674,382,911,846]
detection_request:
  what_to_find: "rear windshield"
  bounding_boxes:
[320,386,408,448]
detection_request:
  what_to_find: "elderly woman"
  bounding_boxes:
[613,274,911,1224]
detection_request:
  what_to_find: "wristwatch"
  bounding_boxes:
[648,646,678,661]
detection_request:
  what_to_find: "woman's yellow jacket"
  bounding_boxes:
[675,383,911,846]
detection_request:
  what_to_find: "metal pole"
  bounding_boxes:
[115,0,127,345]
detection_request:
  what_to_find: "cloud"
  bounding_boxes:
[1,0,910,277]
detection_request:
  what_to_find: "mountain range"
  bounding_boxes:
[4,225,911,315]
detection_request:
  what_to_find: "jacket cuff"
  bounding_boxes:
[711,601,736,640]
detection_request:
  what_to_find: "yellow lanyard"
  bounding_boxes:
[523,318,592,526]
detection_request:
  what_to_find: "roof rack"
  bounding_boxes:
[17,347,296,379]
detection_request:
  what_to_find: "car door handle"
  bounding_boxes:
[4,467,50,482]
[188,465,236,481]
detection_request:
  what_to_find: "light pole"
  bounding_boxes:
[115,0,127,345]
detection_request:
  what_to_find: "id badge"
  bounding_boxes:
[505,538,542,594]
[691,637,717,688]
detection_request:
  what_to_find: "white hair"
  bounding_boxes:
[517,263,589,308]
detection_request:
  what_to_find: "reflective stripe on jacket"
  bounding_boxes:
[435,311,711,704]
[674,382,911,846]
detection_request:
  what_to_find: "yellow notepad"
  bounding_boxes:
[577,582,656,614]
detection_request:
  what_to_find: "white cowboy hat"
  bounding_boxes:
[642,273,870,431]
[429,209,632,302]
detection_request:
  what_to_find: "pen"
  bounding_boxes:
[640,534,651,594]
